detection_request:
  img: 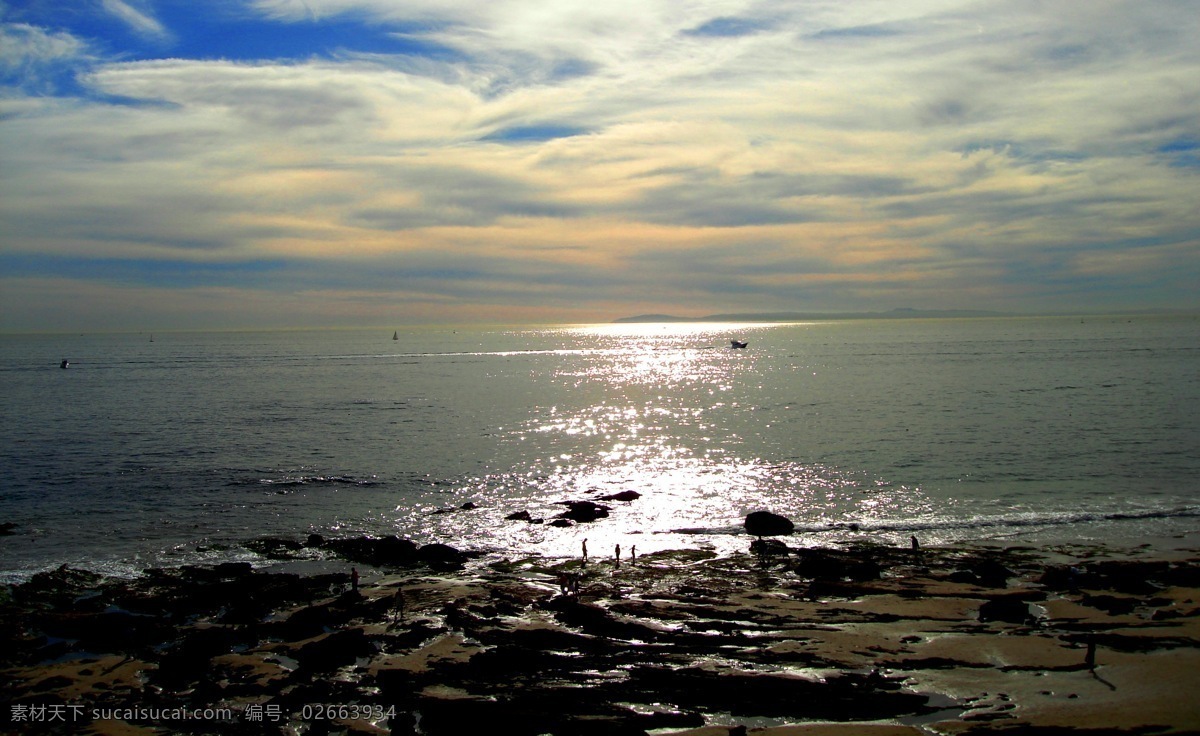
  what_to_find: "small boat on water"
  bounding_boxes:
[730,340,749,349]
[60,359,70,369]
[392,331,398,341]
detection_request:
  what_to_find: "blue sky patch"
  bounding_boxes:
[683,17,769,38]
[1,254,286,289]
[1159,138,1200,168]
[6,1,465,66]
[481,125,590,143]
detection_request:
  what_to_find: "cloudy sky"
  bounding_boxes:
[2,0,1198,330]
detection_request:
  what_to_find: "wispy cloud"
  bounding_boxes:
[100,0,171,42]
[1,0,1198,329]
[0,20,90,93]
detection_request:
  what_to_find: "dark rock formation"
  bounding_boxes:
[793,548,884,582]
[750,538,790,558]
[418,543,468,569]
[979,596,1034,624]
[971,558,1015,588]
[555,500,611,523]
[743,510,794,538]
[293,628,375,673]
[323,535,419,566]
[244,537,304,559]
[596,490,642,502]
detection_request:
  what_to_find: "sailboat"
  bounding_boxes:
[392,331,398,341]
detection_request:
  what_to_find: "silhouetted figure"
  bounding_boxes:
[557,572,580,597]
[614,544,621,569]
[350,567,359,592]
[582,538,588,563]
[911,535,920,550]
[1085,636,1097,669]
[630,545,636,563]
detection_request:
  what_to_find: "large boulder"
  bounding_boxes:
[744,511,794,538]
[418,543,468,569]
[323,536,419,566]
[555,500,611,523]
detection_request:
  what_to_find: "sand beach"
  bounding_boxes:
[3,538,1199,735]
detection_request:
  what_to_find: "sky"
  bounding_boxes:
[2,0,1199,330]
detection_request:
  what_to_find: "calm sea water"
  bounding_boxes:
[2,316,1198,581]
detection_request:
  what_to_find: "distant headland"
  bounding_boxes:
[613,307,1194,323]
[614,308,1010,323]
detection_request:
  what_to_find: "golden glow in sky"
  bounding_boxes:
[2,1,1199,330]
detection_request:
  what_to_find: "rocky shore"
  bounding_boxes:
[3,536,1199,735]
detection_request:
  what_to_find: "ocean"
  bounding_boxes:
[2,316,1198,582]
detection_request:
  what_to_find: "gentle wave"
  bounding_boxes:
[671,505,1200,538]
[226,474,382,488]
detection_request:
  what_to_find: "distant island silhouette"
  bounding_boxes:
[613,308,1009,323]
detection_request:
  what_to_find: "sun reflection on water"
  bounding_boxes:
[395,322,937,560]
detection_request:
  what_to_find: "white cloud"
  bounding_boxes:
[2,0,1199,328]
[100,0,171,41]
[0,21,89,88]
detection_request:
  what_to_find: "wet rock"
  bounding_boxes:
[1163,560,1200,587]
[744,511,794,538]
[597,490,642,502]
[430,501,478,515]
[39,609,174,653]
[979,596,1033,624]
[305,533,325,547]
[214,562,253,578]
[971,559,1015,588]
[245,537,304,560]
[1037,564,1079,591]
[555,500,611,523]
[847,559,883,581]
[419,543,468,569]
[14,565,105,607]
[624,666,933,720]
[293,628,375,673]
[505,510,533,521]
[1080,594,1141,616]
[546,598,663,642]
[795,550,846,581]
[156,626,252,687]
[750,538,790,558]
[0,522,17,535]
[323,535,419,566]
[270,603,338,641]
[1082,560,1170,595]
